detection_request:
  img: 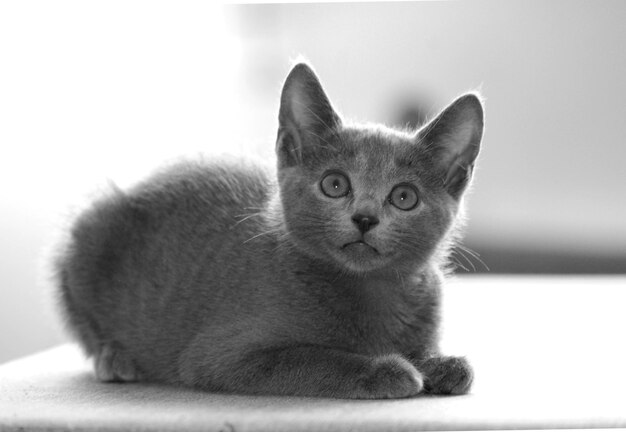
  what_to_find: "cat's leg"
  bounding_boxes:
[94,342,141,382]
[180,344,424,399]
[418,356,473,395]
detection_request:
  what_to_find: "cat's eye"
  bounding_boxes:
[389,184,419,210]
[320,171,351,198]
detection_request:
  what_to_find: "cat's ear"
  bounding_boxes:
[276,63,342,167]
[417,93,484,198]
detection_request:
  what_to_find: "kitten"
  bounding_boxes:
[55,62,484,399]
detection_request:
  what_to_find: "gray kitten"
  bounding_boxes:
[55,63,484,399]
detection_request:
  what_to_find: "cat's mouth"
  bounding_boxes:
[340,240,379,254]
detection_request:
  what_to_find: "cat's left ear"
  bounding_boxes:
[417,93,484,198]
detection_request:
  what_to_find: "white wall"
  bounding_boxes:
[230,0,626,256]
[0,1,242,363]
[1,0,625,363]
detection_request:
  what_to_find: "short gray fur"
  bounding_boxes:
[54,63,484,399]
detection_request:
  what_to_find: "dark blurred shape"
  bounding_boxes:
[452,244,626,274]
[391,89,433,131]
[397,104,430,130]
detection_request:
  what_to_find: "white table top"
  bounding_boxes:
[1,276,625,431]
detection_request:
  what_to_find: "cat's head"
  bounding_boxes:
[275,63,483,274]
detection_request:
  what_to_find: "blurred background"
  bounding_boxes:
[1,0,624,363]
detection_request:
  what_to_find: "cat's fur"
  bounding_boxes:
[54,63,484,399]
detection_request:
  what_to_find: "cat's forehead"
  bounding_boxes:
[335,125,417,173]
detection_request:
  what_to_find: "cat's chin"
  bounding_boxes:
[334,241,389,273]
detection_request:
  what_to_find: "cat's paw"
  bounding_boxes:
[357,354,423,399]
[94,343,141,382]
[421,356,473,395]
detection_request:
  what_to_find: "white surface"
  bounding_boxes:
[1,276,625,431]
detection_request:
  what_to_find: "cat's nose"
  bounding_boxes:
[351,213,379,234]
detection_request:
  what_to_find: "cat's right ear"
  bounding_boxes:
[276,63,342,168]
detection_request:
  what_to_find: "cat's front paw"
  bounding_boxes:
[357,354,423,399]
[420,356,473,395]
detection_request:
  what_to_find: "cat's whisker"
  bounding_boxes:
[449,253,470,272]
[231,212,263,228]
[456,244,490,272]
[234,212,262,218]
[269,231,297,254]
[453,247,476,272]
[394,269,407,291]
[242,228,282,244]
[451,249,476,272]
